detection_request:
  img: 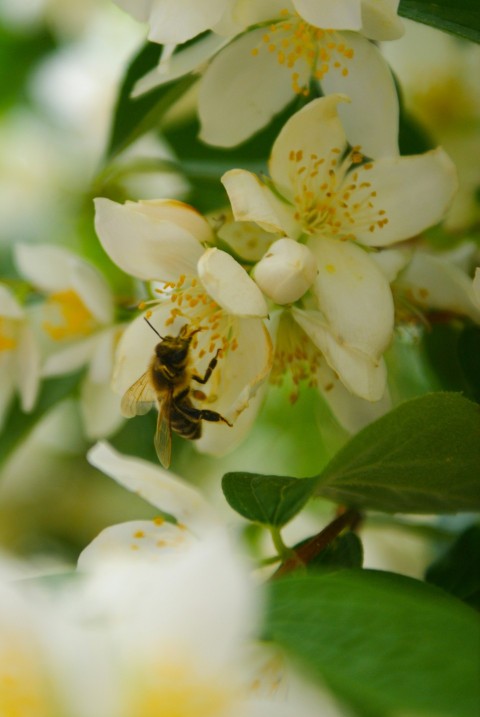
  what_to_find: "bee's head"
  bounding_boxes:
[153,323,204,366]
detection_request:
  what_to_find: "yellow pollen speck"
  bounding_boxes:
[133,530,145,539]
[325,265,336,274]
[131,544,139,551]
[153,516,164,526]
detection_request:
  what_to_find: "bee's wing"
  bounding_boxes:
[121,371,155,418]
[154,391,172,469]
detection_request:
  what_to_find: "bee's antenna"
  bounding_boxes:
[144,316,164,340]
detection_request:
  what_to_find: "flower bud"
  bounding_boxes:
[253,238,318,304]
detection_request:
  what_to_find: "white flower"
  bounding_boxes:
[94,197,272,457]
[114,0,239,44]
[0,284,40,430]
[198,0,403,154]
[133,0,403,155]
[223,95,458,402]
[0,560,114,717]
[394,243,480,323]
[79,442,344,717]
[14,244,123,439]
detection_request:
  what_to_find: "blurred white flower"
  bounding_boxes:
[383,19,480,232]
[14,244,124,439]
[0,284,40,430]
[94,198,273,456]
[223,95,457,403]
[394,243,480,323]
[114,0,239,44]
[79,442,344,717]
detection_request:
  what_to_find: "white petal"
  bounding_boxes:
[114,0,152,22]
[16,323,41,412]
[360,0,404,40]
[87,442,220,533]
[254,238,318,304]
[317,358,391,433]
[14,244,77,292]
[78,519,196,572]
[69,257,114,326]
[221,169,299,236]
[216,213,275,262]
[112,312,159,396]
[293,0,362,30]
[80,377,123,440]
[269,95,349,197]
[354,148,458,247]
[320,34,399,159]
[94,198,208,282]
[399,251,480,322]
[0,285,23,319]
[309,237,394,358]
[196,319,272,454]
[371,247,411,282]
[199,27,306,147]
[292,308,387,399]
[133,33,226,96]
[197,248,268,317]
[41,335,99,377]
[146,0,229,44]
[88,325,121,384]
[233,0,294,26]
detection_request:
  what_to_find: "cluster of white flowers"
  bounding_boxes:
[1,0,479,457]
[0,441,344,717]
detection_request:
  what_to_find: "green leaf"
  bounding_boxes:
[398,0,480,44]
[458,326,480,403]
[267,570,480,717]
[306,531,363,571]
[315,392,480,514]
[221,473,317,527]
[0,371,83,471]
[426,524,480,608]
[105,41,197,161]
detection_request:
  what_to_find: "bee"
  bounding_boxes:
[121,318,232,468]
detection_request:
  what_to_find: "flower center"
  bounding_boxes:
[251,10,354,95]
[270,311,320,403]
[288,146,389,238]
[0,318,17,351]
[42,289,96,341]
[131,660,235,717]
[0,645,54,717]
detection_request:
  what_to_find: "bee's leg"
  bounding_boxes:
[176,401,233,427]
[192,349,222,385]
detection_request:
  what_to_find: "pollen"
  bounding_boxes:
[42,289,96,341]
[250,11,354,96]
[287,143,388,240]
[0,318,17,351]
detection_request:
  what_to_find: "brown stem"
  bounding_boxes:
[272,508,362,579]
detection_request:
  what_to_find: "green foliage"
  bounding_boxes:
[458,326,480,403]
[426,524,480,608]
[223,393,480,524]
[267,570,480,717]
[222,473,317,527]
[105,41,197,160]
[316,392,480,513]
[0,371,83,471]
[399,0,480,43]
[0,23,56,111]
[305,531,363,571]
